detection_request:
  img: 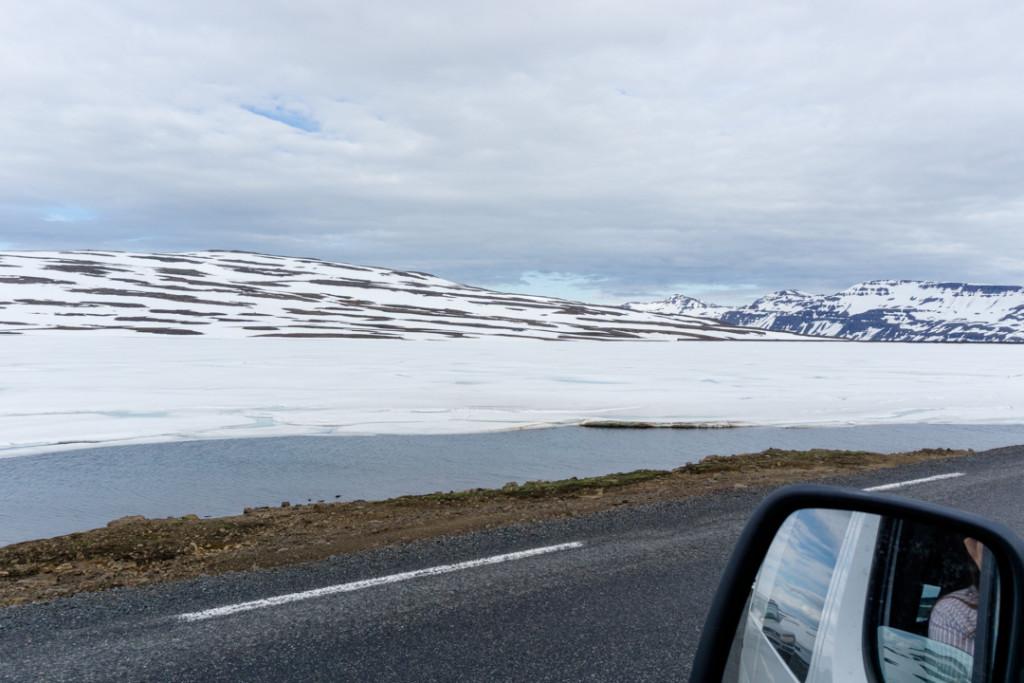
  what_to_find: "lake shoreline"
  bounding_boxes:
[0,445,978,607]
[7,423,1024,548]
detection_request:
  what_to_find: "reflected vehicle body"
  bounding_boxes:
[738,508,859,682]
[759,600,797,659]
[688,485,1024,683]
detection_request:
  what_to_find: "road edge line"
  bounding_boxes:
[177,541,585,622]
[863,472,965,492]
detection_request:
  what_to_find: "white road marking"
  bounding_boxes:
[177,541,585,622]
[863,472,965,492]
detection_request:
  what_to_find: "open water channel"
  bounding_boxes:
[2,424,1024,546]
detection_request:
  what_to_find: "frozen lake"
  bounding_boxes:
[2,423,1023,547]
[4,336,1024,545]
[5,338,1024,458]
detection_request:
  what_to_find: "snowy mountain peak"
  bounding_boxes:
[0,250,803,341]
[746,289,815,311]
[628,280,1024,342]
[622,294,731,319]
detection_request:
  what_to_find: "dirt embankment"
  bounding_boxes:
[0,447,969,607]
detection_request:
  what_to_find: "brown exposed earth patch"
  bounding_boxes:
[0,447,970,607]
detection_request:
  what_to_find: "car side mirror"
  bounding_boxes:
[689,484,1024,683]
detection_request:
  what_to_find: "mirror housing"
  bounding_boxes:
[688,484,1024,682]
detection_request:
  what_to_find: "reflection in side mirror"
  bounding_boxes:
[729,508,997,683]
[688,485,1024,683]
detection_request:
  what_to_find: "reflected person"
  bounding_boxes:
[928,537,984,655]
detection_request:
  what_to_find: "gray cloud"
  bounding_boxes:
[3,0,1023,303]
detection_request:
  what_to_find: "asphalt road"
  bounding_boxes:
[2,446,1023,682]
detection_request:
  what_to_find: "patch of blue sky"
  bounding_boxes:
[43,204,97,222]
[243,103,321,133]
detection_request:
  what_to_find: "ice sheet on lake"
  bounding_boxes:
[2,337,1023,458]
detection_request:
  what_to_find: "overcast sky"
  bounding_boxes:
[3,1,1023,304]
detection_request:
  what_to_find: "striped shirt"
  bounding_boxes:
[928,585,978,656]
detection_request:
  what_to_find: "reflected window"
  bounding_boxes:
[868,519,998,683]
[747,508,853,682]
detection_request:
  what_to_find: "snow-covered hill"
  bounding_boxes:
[0,250,801,341]
[626,280,1024,342]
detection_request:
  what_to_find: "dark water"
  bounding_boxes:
[2,424,1023,546]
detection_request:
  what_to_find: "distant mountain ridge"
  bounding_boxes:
[625,280,1024,342]
[621,293,732,319]
[0,250,802,341]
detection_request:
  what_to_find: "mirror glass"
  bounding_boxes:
[723,508,1001,683]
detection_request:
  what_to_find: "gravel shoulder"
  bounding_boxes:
[0,447,970,607]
